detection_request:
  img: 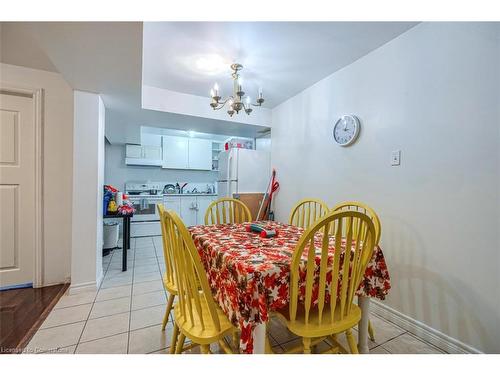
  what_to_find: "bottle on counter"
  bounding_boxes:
[175,183,180,194]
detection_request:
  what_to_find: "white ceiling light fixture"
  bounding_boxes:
[210,63,264,117]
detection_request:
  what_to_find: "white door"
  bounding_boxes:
[143,145,162,160]
[162,135,189,169]
[180,197,197,227]
[141,133,162,147]
[195,196,214,225]
[0,92,36,288]
[188,138,212,170]
[126,144,142,158]
[217,181,237,199]
[237,149,271,193]
[163,196,181,217]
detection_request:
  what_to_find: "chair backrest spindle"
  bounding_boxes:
[204,198,252,225]
[289,210,376,326]
[289,198,329,229]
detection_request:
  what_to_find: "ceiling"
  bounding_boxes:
[0,22,268,140]
[0,22,418,140]
[143,22,418,108]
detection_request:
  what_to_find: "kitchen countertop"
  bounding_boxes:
[163,193,218,197]
[128,193,218,198]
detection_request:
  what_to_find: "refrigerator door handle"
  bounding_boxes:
[227,153,233,198]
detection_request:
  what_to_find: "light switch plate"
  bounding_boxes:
[391,150,401,166]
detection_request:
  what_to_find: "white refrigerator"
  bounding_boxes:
[217,148,271,198]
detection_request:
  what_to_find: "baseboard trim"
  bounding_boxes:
[370,300,482,354]
[68,281,98,295]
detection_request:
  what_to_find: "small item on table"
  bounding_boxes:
[103,184,135,216]
[245,223,278,238]
[107,198,118,213]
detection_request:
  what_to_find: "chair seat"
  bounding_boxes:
[163,273,177,295]
[273,303,361,338]
[173,297,235,345]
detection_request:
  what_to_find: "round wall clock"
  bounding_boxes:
[333,115,361,146]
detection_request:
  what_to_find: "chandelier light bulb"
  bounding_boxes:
[208,63,263,117]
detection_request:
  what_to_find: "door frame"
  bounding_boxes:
[0,83,44,288]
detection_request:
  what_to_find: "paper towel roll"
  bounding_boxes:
[115,192,123,206]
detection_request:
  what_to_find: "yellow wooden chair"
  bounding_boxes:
[157,204,177,331]
[331,201,381,244]
[272,210,377,354]
[289,198,330,229]
[331,201,381,341]
[204,197,252,225]
[163,208,238,354]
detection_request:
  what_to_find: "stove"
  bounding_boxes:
[125,183,163,237]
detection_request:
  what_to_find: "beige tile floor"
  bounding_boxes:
[25,236,446,354]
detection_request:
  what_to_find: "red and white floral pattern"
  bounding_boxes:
[189,221,391,353]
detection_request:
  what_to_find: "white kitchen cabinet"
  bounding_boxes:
[180,196,198,227]
[143,145,162,160]
[125,142,162,166]
[195,196,213,225]
[162,195,216,226]
[126,144,143,159]
[141,133,162,147]
[163,196,181,216]
[188,138,212,170]
[162,136,189,169]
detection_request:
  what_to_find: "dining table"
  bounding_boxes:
[188,220,391,354]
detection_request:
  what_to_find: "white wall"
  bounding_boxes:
[96,96,105,283]
[271,23,500,353]
[142,85,272,128]
[105,143,218,192]
[0,63,73,286]
[71,90,105,292]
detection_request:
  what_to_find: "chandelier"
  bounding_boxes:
[209,63,264,117]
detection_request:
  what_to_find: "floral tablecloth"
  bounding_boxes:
[189,221,391,353]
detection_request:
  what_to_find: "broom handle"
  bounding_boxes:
[257,172,273,220]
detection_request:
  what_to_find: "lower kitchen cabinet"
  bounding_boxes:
[163,196,181,216]
[195,196,213,224]
[180,196,198,227]
[163,195,216,227]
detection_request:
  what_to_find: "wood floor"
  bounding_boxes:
[0,284,69,354]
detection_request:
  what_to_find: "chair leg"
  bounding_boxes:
[303,337,312,354]
[162,294,175,331]
[169,324,179,354]
[345,329,359,354]
[175,333,186,354]
[232,330,240,352]
[201,344,210,354]
[368,320,375,341]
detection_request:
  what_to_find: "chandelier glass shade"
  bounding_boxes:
[209,63,264,117]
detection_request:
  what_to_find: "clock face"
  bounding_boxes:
[333,115,360,146]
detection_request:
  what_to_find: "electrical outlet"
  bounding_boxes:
[391,150,401,166]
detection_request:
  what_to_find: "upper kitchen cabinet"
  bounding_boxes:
[162,135,189,169]
[125,144,143,159]
[162,135,212,170]
[125,142,163,166]
[188,138,212,170]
